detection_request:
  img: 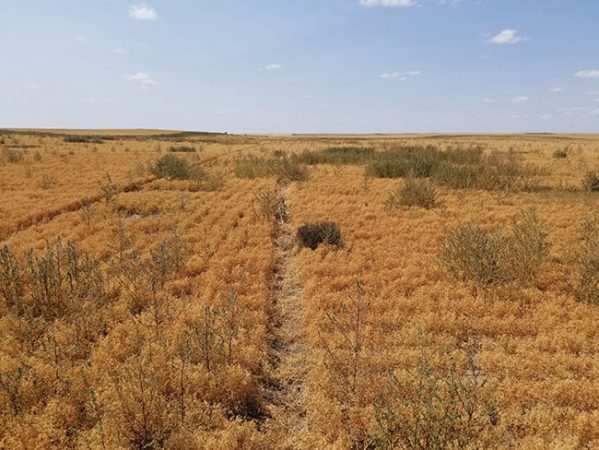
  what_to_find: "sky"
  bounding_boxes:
[1,0,599,133]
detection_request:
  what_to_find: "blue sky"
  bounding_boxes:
[1,0,599,133]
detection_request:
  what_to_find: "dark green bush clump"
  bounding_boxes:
[553,148,568,159]
[63,135,104,144]
[441,211,546,285]
[168,145,196,153]
[385,179,437,209]
[152,154,204,180]
[297,222,342,250]
[583,170,599,192]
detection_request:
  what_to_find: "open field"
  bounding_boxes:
[1,130,599,449]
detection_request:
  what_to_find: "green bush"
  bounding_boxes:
[151,154,204,180]
[385,179,437,209]
[441,211,546,285]
[235,154,307,183]
[297,222,342,250]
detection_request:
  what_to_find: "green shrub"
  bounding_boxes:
[151,154,204,180]
[582,170,599,192]
[297,222,342,250]
[385,179,437,209]
[235,155,307,183]
[441,211,546,285]
[371,342,500,450]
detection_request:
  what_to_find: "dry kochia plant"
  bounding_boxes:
[370,339,501,450]
[254,188,289,223]
[320,281,370,407]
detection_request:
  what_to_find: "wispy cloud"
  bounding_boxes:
[75,35,87,43]
[549,87,563,93]
[575,70,599,79]
[260,63,282,72]
[482,98,496,103]
[380,70,421,80]
[129,3,158,21]
[114,48,128,55]
[24,83,41,89]
[590,109,599,116]
[487,29,524,45]
[123,72,159,89]
[510,96,529,103]
[360,0,417,7]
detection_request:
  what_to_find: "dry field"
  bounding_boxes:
[1,129,599,449]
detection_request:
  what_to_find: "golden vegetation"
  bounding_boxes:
[1,130,599,449]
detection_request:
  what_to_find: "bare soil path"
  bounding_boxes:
[263,185,309,449]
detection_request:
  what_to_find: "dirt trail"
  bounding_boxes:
[264,186,309,449]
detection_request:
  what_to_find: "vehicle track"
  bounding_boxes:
[263,185,309,449]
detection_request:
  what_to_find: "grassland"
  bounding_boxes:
[1,129,599,449]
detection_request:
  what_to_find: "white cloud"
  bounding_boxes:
[575,70,599,79]
[24,83,41,89]
[75,35,87,43]
[129,3,158,21]
[261,63,282,71]
[540,114,552,120]
[380,70,421,80]
[123,72,159,89]
[488,29,524,45]
[510,96,529,103]
[587,90,599,96]
[590,109,599,116]
[360,0,417,7]
[549,87,563,93]
[114,48,128,55]
[482,98,496,103]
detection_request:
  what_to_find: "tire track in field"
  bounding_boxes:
[0,144,259,242]
[263,185,309,449]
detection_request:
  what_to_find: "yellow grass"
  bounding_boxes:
[1,130,599,449]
